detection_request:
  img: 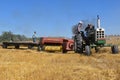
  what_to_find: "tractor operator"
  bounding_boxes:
[77,21,83,32]
[32,31,37,42]
[85,24,95,44]
[73,21,84,53]
[77,21,85,38]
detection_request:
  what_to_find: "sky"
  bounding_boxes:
[0,0,120,38]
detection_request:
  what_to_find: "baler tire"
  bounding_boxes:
[111,45,119,54]
[37,45,42,51]
[63,50,67,53]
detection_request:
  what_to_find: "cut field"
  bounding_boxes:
[0,46,120,80]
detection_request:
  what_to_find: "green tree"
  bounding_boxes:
[0,31,13,42]
[0,31,29,42]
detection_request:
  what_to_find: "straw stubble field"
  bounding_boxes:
[0,46,120,80]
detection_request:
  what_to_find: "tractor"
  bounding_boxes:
[73,15,119,55]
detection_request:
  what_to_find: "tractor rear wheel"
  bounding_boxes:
[74,33,83,53]
[74,41,83,53]
[85,46,91,56]
[111,45,119,54]
[74,41,78,53]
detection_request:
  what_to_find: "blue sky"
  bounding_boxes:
[0,0,120,38]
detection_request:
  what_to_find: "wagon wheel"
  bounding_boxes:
[2,44,7,48]
[15,45,19,49]
[28,45,33,49]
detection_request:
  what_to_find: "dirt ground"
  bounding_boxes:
[0,46,120,80]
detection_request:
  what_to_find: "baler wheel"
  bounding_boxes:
[37,45,42,51]
[63,50,67,53]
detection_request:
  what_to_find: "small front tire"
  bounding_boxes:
[111,45,119,54]
[85,46,91,56]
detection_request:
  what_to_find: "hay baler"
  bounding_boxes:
[38,37,74,53]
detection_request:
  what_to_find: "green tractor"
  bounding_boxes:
[73,15,119,55]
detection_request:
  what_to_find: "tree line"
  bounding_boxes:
[0,31,30,42]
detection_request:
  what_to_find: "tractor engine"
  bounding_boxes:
[95,15,106,46]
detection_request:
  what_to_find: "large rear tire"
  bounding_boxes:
[74,41,78,53]
[85,46,91,56]
[74,33,83,53]
[111,45,119,54]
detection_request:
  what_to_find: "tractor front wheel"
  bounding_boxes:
[85,46,91,56]
[111,45,119,54]
[95,47,99,53]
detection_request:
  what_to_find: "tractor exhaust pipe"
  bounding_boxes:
[97,15,101,28]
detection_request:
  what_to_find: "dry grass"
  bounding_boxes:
[106,36,120,45]
[0,46,120,80]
